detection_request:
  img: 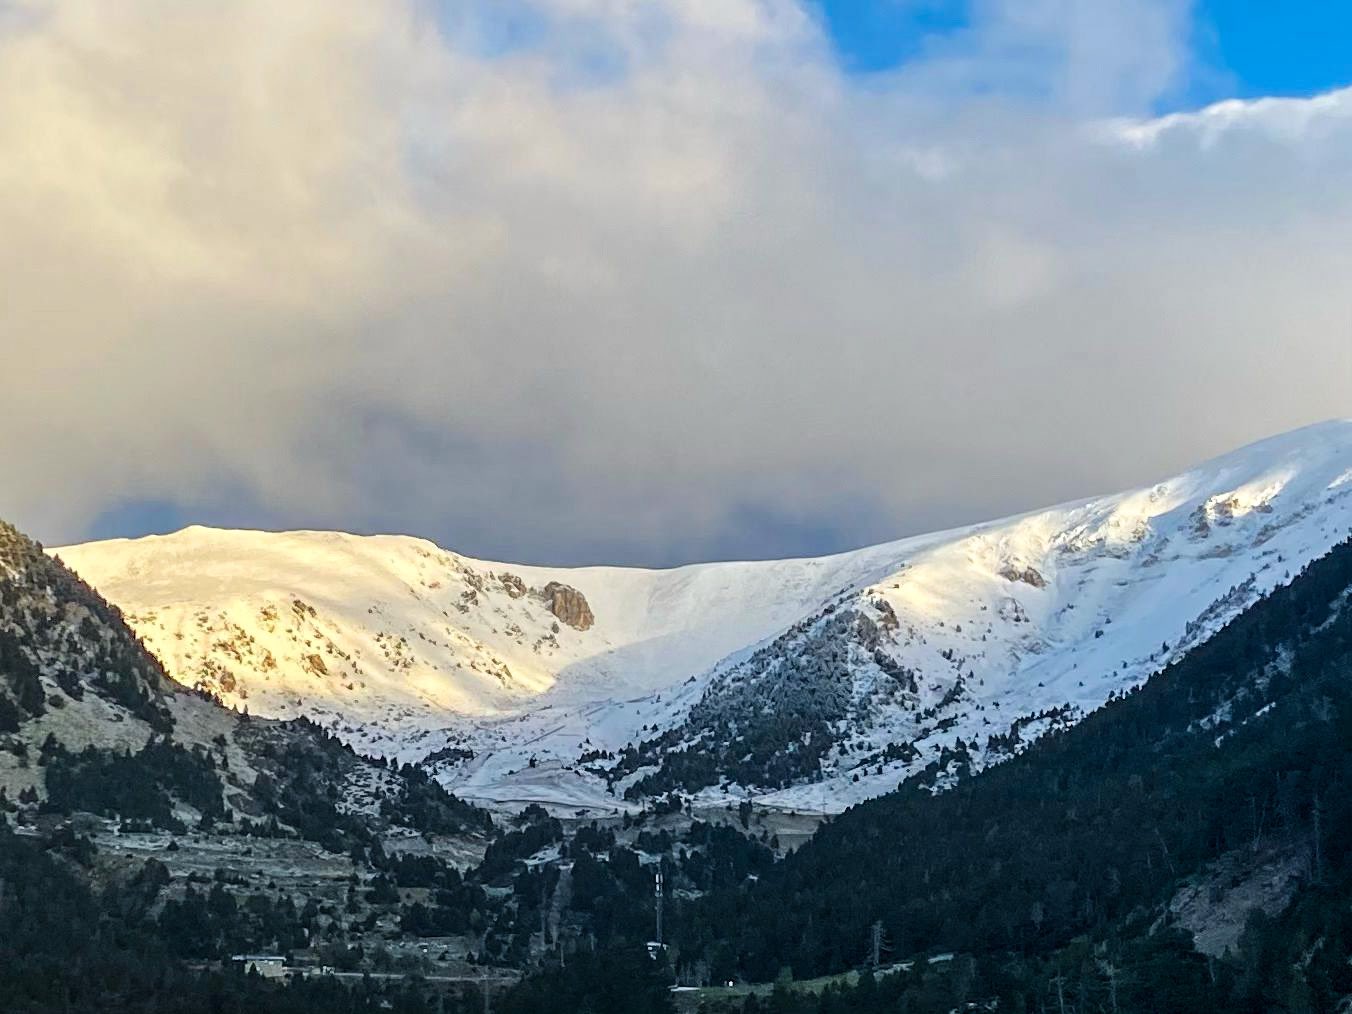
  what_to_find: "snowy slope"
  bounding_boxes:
[55,420,1352,813]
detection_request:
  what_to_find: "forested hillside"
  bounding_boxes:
[0,818,504,1014]
[0,520,499,1012]
[492,535,1352,1013]
[659,534,1352,1011]
[10,524,1352,1011]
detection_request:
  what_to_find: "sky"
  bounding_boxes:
[3,0,1351,567]
[815,1,1352,103]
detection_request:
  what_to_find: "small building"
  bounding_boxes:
[231,954,289,979]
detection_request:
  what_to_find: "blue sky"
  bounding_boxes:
[814,0,1352,107]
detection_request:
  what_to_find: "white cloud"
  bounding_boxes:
[886,0,1195,113]
[1,0,1349,564]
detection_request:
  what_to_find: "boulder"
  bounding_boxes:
[538,582,594,631]
[498,573,528,599]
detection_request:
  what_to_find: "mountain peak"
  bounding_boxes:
[52,421,1352,812]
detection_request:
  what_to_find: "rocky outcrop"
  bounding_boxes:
[999,564,1047,589]
[538,582,594,631]
[1169,843,1304,957]
[498,573,528,599]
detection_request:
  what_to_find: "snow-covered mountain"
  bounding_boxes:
[0,518,489,843]
[55,420,1352,813]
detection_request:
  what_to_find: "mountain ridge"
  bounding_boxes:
[53,419,1352,812]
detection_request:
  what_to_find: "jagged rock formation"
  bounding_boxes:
[538,581,594,631]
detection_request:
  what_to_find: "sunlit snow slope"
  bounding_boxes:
[56,421,1352,813]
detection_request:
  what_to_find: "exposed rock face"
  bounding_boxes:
[1169,843,1304,958]
[873,598,900,632]
[498,573,527,599]
[999,565,1047,589]
[539,582,594,631]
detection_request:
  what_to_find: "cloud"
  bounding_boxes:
[884,0,1195,113]
[2,0,1350,565]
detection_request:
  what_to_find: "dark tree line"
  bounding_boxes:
[0,821,491,1014]
[42,736,227,831]
[510,537,1352,1011]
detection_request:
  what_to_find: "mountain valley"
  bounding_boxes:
[7,423,1352,1012]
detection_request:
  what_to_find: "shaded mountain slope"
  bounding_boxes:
[668,533,1352,990]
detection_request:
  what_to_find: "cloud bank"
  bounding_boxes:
[2,0,1350,565]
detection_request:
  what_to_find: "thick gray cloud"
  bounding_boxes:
[2,0,1350,565]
